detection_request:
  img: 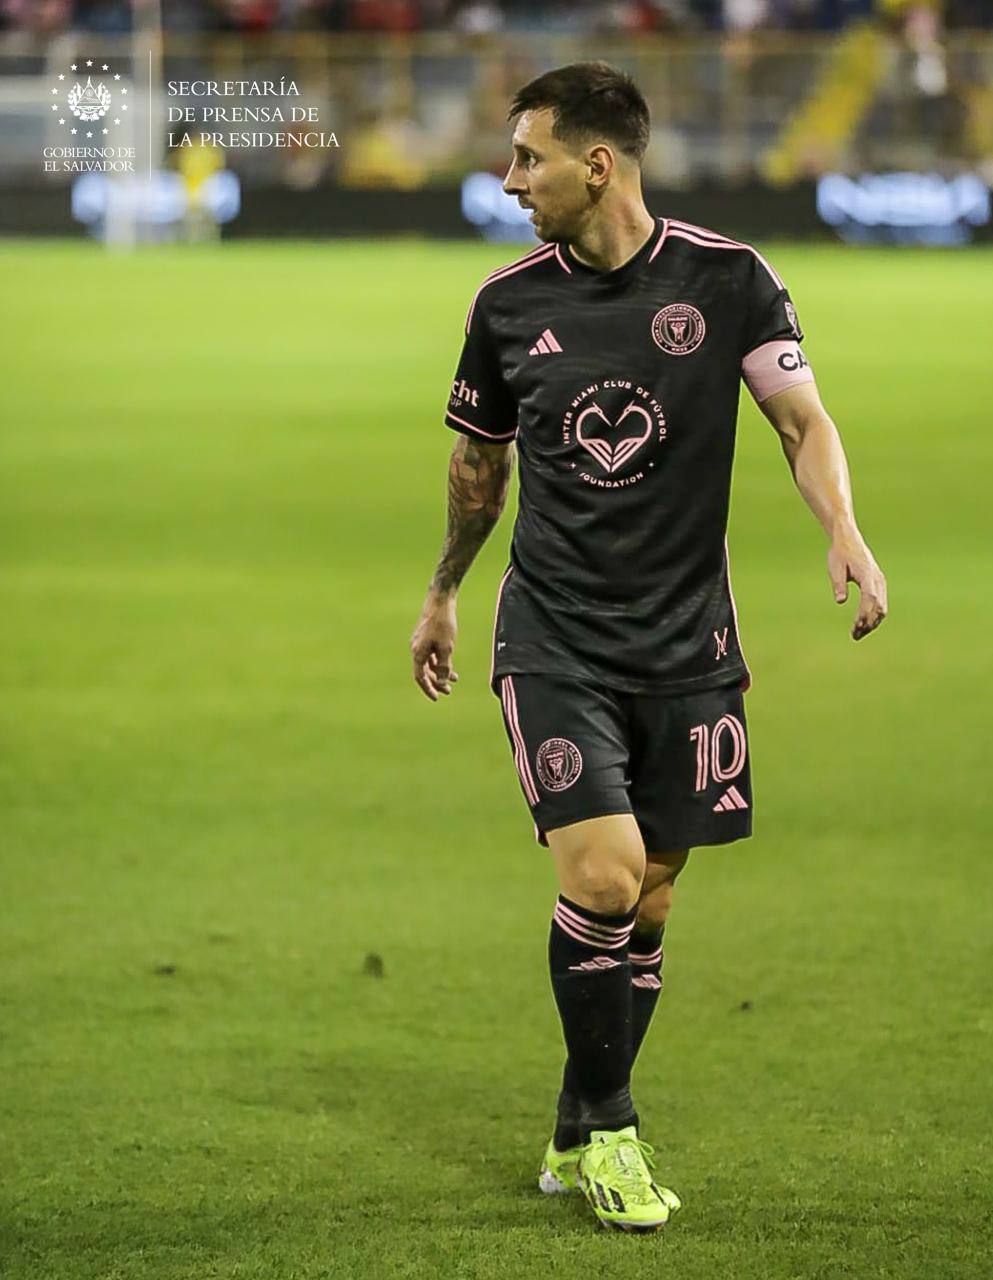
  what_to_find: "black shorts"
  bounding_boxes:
[497,673,752,851]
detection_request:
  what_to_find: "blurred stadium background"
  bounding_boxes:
[2,3,992,1279]
[2,0,993,240]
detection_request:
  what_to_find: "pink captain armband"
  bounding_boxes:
[741,340,815,404]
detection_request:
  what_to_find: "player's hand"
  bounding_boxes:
[410,592,461,701]
[828,529,888,641]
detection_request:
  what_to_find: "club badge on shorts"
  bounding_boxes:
[536,738,583,792]
[651,303,706,355]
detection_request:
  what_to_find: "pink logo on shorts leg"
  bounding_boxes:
[536,738,583,792]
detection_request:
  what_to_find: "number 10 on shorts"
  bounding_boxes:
[689,715,747,792]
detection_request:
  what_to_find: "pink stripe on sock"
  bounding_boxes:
[555,899,636,941]
[629,946,663,967]
[553,903,636,950]
[554,913,610,949]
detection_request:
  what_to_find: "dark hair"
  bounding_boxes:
[507,62,650,163]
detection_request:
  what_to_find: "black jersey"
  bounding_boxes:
[444,217,814,696]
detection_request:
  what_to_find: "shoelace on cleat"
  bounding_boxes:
[593,1136,659,1199]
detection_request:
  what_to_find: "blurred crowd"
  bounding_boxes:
[2,0,990,36]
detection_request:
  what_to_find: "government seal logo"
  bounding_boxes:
[46,59,128,140]
[68,75,111,121]
[43,57,134,173]
[536,738,583,793]
[652,303,706,355]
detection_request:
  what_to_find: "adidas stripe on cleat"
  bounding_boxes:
[537,1137,582,1194]
[577,1126,682,1232]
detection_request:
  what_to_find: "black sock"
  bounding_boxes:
[548,894,638,1146]
[629,924,665,1064]
[554,923,665,1148]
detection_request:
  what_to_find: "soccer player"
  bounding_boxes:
[410,62,887,1233]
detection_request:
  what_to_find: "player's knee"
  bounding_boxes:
[567,856,642,915]
[636,881,673,930]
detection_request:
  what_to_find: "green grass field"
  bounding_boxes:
[1,238,991,1279]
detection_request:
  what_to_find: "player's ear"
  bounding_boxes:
[585,143,613,189]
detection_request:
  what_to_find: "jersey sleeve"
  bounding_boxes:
[444,297,518,443]
[740,252,815,406]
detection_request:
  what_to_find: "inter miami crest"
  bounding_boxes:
[651,303,706,356]
[536,738,583,792]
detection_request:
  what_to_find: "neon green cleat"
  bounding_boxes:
[577,1125,682,1232]
[537,1137,583,1194]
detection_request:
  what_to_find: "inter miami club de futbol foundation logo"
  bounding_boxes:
[652,303,706,356]
[43,58,134,173]
[561,378,667,490]
[536,738,583,793]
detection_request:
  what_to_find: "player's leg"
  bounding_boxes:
[546,814,681,1229]
[494,675,642,1192]
[546,813,645,1142]
[497,677,683,1227]
[630,849,689,1067]
[554,847,688,1144]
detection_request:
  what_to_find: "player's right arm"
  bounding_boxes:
[411,435,515,701]
[411,287,519,702]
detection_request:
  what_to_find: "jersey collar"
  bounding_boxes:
[559,216,666,282]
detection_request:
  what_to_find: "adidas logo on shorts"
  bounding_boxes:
[713,785,748,812]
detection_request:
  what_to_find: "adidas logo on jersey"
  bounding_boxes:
[528,328,563,356]
[713,785,748,812]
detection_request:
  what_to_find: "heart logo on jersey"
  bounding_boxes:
[576,400,654,474]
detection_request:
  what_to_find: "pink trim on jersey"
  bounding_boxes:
[490,566,512,687]
[502,675,540,806]
[464,244,556,335]
[629,945,664,967]
[648,218,670,262]
[553,243,572,275]
[444,409,516,442]
[741,339,814,404]
[724,536,751,690]
[666,220,785,291]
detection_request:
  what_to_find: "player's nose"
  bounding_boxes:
[503,160,524,196]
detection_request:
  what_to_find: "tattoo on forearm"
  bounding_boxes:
[430,435,513,593]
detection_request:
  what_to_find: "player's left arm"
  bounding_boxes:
[759,380,888,641]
